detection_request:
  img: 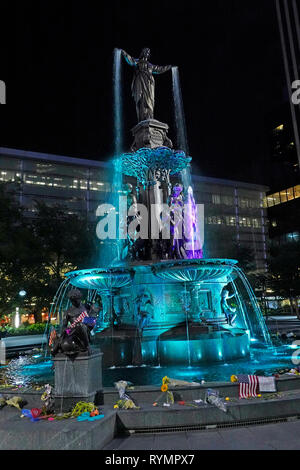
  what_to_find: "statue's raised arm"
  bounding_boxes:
[152,64,172,75]
[121,49,137,67]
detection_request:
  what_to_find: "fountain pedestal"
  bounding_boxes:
[131,119,173,151]
[53,350,103,412]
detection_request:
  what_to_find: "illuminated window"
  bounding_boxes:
[206,216,223,225]
[273,193,280,205]
[294,185,300,199]
[279,190,288,203]
[286,187,294,201]
[252,219,261,228]
[266,196,274,207]
[225,216,236,226]
[212,194,221,204]
[274,124,284,131]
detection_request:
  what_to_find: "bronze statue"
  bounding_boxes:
[51,289,95,359]
[121,48,172,122]
[221,288,237,326]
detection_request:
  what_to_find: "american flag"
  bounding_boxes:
[48,327,57,347]
[237,374,259,399]
[69,311,89,329]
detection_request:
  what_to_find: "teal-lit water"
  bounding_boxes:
[0,345,297,389]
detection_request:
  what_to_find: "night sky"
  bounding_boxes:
[0,1,288,184]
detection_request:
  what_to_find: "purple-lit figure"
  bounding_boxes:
[184,186,203,259]
[169,184,186,259]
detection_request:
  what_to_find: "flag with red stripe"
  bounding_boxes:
[69,311,89,329]
[48,327,57,346]
[237,374,259,399]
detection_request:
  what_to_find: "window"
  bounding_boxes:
[206,216,224,225]
[212,194,221,205]
[279,190,288,203]
[239,198,249,209]
[239,217,252,228]
[225,216,236,226]
[252,218,261,228]
[273,193,280,205]
[294,185,300,199]
[221,195,234,206]
[286,187,294,201]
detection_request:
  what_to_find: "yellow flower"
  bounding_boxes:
[161,383,168,392]
[114,404,119,409]
[225,397,230,401]
[162,376,170,385]
[231,375,238,383]
[257,394,262,398]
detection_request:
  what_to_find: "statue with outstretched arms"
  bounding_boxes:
[121,48,172,122]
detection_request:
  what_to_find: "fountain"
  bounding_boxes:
[43,47,272,382]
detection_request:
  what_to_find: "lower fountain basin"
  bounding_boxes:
[93,323,250,367]
[158,330,250,365]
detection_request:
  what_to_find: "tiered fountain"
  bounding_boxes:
[49,48,272,373]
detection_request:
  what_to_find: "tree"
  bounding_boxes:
[0,182,28,317]
[0,183,97,322]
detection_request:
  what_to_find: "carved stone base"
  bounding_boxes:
[131,119,173,151]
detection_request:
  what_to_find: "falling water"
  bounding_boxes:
[228,274,253,337]
[172,66,188,153]
[233,266,273,347]
[172,67,202,259]
[113,48,123,156]
[183,283,192,367]
[112,157,125,264]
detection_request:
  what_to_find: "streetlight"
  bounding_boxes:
[14,307,20,329]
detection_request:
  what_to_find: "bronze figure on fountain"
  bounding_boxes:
[121,48,174,150]
[51,289,96,359]
[121,47,172,122]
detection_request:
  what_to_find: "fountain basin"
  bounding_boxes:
[158,329,250,365]
[151,259,238,283]
[64,267,135,291]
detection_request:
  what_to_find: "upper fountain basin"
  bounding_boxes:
[64,267,135,291]
[151,258,238,282]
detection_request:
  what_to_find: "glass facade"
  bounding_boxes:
[0,148,269,271]
[193,177,268,271]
